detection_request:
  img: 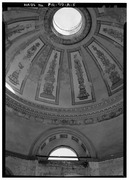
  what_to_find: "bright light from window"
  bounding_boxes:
[48,147,78,161]
[6,83,15,94]
[53,8,82,35]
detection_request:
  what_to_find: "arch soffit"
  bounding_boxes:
[29,127,96,158]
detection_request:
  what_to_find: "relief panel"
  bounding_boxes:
[7,20,36,41]
[68,50,95,105]
[6,38,44,94]
[87,41,123,95]
[35,49,63,105]
[99,24,123,46]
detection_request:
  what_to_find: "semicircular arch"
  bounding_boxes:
[29,127,96,158]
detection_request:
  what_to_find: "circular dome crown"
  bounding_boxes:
[53,8,82,35]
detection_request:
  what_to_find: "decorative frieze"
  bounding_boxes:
[6,97,123,126]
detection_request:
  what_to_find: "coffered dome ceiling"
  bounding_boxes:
[5,6,125,123]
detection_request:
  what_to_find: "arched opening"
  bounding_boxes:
[48,146,78,161]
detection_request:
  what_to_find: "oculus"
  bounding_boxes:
[53,8,83,36]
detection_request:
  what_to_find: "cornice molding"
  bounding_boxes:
[6,96,123,125]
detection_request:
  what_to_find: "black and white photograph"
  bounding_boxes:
[3,2,126,177]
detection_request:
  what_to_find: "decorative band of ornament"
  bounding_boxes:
[99,24,123,46]
[87,41,123,95]
[35,48,63,104]
[6,97,123,125]
[67,49,95,105]
[6,38,44,94]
